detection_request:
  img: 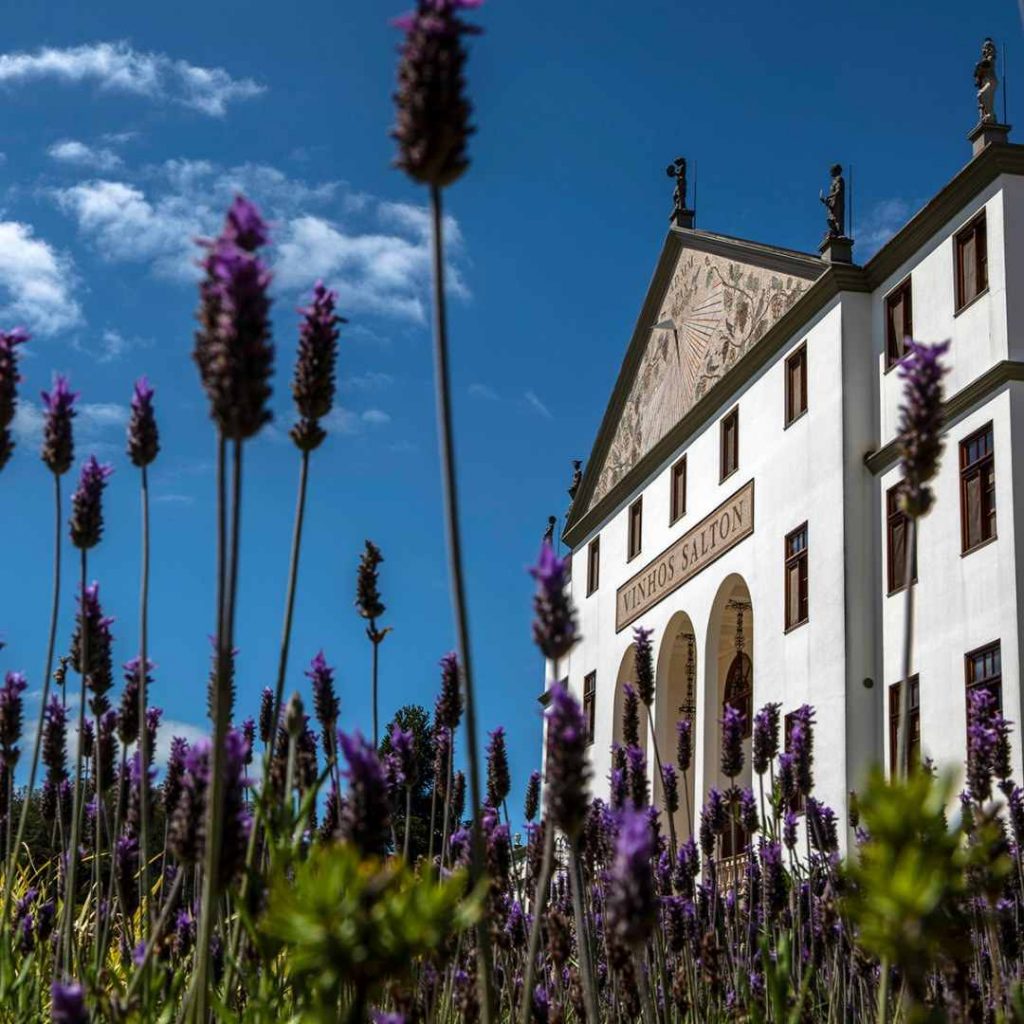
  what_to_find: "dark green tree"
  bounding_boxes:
[379,704,440,862]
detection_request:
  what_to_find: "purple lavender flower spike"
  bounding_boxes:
[127,376,159,467]
[51,980,88,1024]
[897,339,950,517]
[790,704,816,797]
[435,651,463,731]
[258,687,274,745]
[783,810,799,851]
[355,540,386,622]
[486,725,510,807]
[625,744,649,808]
[0,327,27,471]
[291,282,344,452]
[621,683,641,749]
[523,769,541,822]
[661,762,679,816]
[41,374,77,476]
[752,702,780,775]
[69,456,113,550]
[967,688,999,802]
[338,729,391,857]
[676,717,692,773]
[720,704,745,780]
[739,787,759,834]
[543,682,591,839]
[72,583,114,711]
[0,671,28,768]
[605,807,657,951]
[529,541,578,661]
[391,724,417,785]
[391,0,484,188]
[306,651,340,738]
[42,694,68,786]
[632,625,655,706]
[224,195,269,252]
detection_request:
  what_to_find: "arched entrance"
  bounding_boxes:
[703,575,754,858]
[655,612,698,841]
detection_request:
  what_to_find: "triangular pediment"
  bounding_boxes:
[574,230,823,524]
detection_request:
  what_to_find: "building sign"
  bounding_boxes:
[616,479,755,631]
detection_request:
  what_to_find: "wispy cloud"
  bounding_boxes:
[344,371,394,392]
[73,327,151,363]
[0,42,264,116]
[154,719,208,770]
[322,406,392,436]
[524,390,553,419]
[0,220,81,336]
[854,198,915,259]
[468,382,498,401]
[13,400,128,450]
[48,139,122,171]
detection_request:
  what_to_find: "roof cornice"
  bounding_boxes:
[564,142,1024,550]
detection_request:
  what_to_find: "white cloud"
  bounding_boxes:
[322,406,392,436]
[361,408,391,426]
[0,42,264,116]
[524,390,553,419]
[154,719,208,770]
[0,220,81,335]
[48,139,122,171]
[468,382,498,400]
[13,399,128,447]
[344,371,394,392]
[855,198,915,259]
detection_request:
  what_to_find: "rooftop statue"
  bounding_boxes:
[975,37,999,125]
[666,157,689,222]
[567,460,583,503]
[543,515,557,545]
[819,164,846,241]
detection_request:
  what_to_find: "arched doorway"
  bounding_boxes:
[655,613,698,842]
[703,576,754,859]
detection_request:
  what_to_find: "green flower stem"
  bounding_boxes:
[518,819,554,1024]
[137,462,152,940]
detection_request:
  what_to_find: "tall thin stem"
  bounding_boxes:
[519,821,555,1024]
[371,628,380,744]
[138,463,152,937]
[428,181,495,1021]
[61,548,88,975]
[568,839,600,1023]
[895,518,916,779]
[3,473,62,924]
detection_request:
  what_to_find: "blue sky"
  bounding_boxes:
[0,0,1020,819]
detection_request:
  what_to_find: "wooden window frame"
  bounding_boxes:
[720,408,739,482]
[784,522,809,632]
[627,498,643,562]
[583,671,597,746]
[884,277,913,371]
[886,483,917,594]
[965,640,1002,718]
[955,211,988,313]
[959,422,996,554]
[889,675,921,775]
[670,455,687,525]
[784,343,808,426]
[586,537,600,596]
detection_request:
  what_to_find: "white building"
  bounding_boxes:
[556,112,1024,852]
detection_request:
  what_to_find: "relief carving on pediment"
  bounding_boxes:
[589,249,809,510]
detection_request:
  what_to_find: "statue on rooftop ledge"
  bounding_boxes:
[666,157,692,225]
[975,37,999,125]
[819,163,846,240]
[543,515,557,545]
[567,460,583,503]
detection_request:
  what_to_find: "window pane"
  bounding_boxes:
[965,472,982,548]
[890,519,906,590]
[961,232,978,305]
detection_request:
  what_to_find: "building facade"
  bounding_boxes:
[557,129,1024,853]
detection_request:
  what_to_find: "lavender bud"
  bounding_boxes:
[51,980,89,1024]
[69,456,113,550]
[258,686,274,744]
[752,702,780,776]
[79,718,94,761]
[660,763,679,816]
[338,730,391,857]
[391,0,483,188]
[528,541,578,661]
[117,657,153,746]
[790,704,815,797]
[291,282,344,452]
[163,736,189,816]
[760,841,786,916]
[676,718,692,773]
[543,682,591,838]
[241,717,255,765]
[450,769,466,821]
[355,540,386,621]
[632,626,655,706]
[673,836,699,898]
[738,787,758,834]
[897,339,950,518]
[486,725,510,807]
[71,583,114,711]
[967,689,999,802]
[95,710,118,791]
[114,835,139,916]
[0,671,27,768]
[193,197,274,441]
[145,706,162,759]
[42,694,68,785]
[434,652,463,731]
[432,724,451,796]
[621,684,640,749]
[626,744,648,808]
[168,740,207,866]
[40,375,77,476]
[0,328,28,471]
[390,724,417,785]
[605,807,657,951]
[523,770,541,822]
[306,651,340,739]
[720,704,745,780]
[127,376,159,467]
[806,797,838,853]
[783,810,798,851]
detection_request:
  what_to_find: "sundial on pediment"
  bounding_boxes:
[589,247,811,510]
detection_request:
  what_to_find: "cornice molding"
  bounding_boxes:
[864,359,1024,475]
[564,142,1024,550]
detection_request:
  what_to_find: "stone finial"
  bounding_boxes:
[666,157,695,228]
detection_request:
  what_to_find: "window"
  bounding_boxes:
[586,537,600,596]
[784,524,809,630]
[785,345,808,424]
[886,484,917,593]
[583,672,596,745]
[723,653,753,738]
[966,641,1002,715]
[960,423,996,553]
[955,212,988,311]
[626,495,643,561]
[784,712,805,813]
[889,676,921,775]
[720,408,739,481]
[670,456,687,524]
[885,278,913,369]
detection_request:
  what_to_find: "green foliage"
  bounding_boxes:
[262,841,481,1020]
[379,704,440,860]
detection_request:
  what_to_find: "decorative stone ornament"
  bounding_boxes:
[818,164,853,263]
[667,157,695,229]
[969,38,1011,155]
